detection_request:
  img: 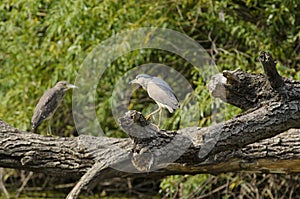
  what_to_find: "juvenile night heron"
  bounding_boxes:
[130,74,179,126]
[31,81,77,134]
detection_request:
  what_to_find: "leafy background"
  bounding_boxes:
[0,0,299,198]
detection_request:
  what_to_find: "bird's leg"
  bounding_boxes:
[157,108,163,128]
[145,107,161,120]
[47,119,52,136]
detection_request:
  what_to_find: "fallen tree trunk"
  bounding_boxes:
[0,51,299,198]
[1,122,300,175]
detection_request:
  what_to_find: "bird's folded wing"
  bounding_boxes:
[32,88,62,127]
[147,81,179,109]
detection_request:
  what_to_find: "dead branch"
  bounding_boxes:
[0,51,299,198]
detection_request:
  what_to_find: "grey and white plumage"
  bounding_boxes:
[130,74,179,122]
[31,81,77,130]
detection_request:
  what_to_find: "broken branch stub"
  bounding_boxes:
[259,51,284,89]
[118,111,191,172]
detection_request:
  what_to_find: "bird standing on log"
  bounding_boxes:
[31,81,77,134]
[130,74,179,127]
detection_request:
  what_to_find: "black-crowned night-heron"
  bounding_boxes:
[130,74,179,126]
[31,81,77,134]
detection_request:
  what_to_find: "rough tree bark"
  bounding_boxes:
[0,51,299,198]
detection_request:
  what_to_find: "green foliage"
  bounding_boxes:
[160,175,211,198]
[0,0,299,197]
[160,173,300,199]
[1,0,299,134]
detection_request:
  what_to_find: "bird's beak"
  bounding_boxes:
[67,83,78,89]
[129,79,136,84]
